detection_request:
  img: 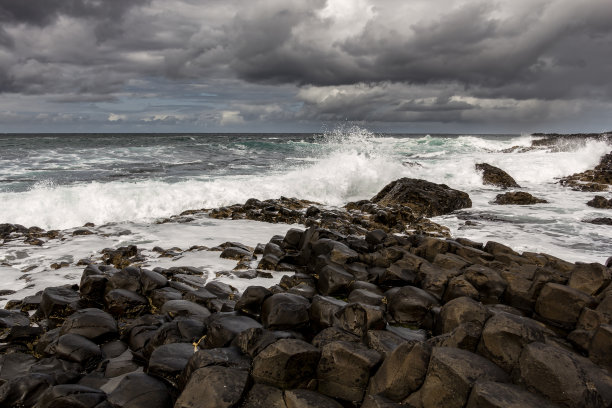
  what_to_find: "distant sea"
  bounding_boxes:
[1,127,611,305]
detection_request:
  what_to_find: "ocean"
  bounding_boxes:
[1,127,611,306]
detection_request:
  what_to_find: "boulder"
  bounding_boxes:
[436,296,489,335]
[33,384,107,408]
[0,373,56,408]
[146,342,193,387]
[284,389,343,408]
[252,339,320,389]
[104,289,148,317]
[55,334,102,371]
[60,308,117,343]
[160,300,211,322]
[535,283,596,329]
[568,263,611,297]
[475,163,521,189]
[420,347,509,408]
[317,264,354,295]
[517,342,612,408]
[242,384,287,408]
[175,366,249,408]
[463,265,507,303]
[107,373,172,408]
[40,286,81,323]
[493,192,548,205]
[139,269,167,294]
[589,324,612,372]
[466,381,559,408]
[205,314,262,348]
[386,286,438,327]
[108,266,141,293]
[587,196,612,209]
[371,178,472,217]
[334,302,386,337]
[444,276,479,302]
[317,341,382,402]
[261,293,310,330]
[180,347,251,389]
[234,286,272,318]
[368,342,431,402]
[309,295,347,331]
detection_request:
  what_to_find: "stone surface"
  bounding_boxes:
[386,286,438,327]
[284,389,343,408]
[466,381,559,408]
[175,366,249,408]
[147,342,193,387]
[475,163,521,189]
[261,293,310,330]
[60,308,117,342]
[535,283,596,329]
[107,373,172,408]
[242,384,287,408]
[493,192,548,205]
[437,296,489,335]
[252,339,320,389]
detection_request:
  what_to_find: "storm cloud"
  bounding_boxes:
[0,0,610,132]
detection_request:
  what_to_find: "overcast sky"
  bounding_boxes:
[0,0,611,133]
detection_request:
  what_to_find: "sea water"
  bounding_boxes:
[1,127,611,305]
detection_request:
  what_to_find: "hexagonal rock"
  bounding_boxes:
[589,324,612,372]
[107,373,172,408]
[477,312,553,372]
[40,285,81,322]
[59,308,118,343]
[309,295,347,331]
[317,341,382,402]
[535,283,597,329]
[420,347,509,408]
[466,381,559,408]
[568,263,611,297]
[252,339,320,389]
[436,296,489,335]
[334,302,386,338]
[317,264,354,295]
[34,384,108,408]
[361,395,403,408]
[444,275,479,302]
[160,299,211,322]
[147,342,194,388]
[517,342,612,408]
[419,262,462,300]
[284,389,343,408]
[204,314,263,348]
[175,366,249,408]
[463,265,507,304]
[234,286,272,318]
[261,293,310,330]
[242,384,287,408]
[104,289,148,317]
[55,333,102,371]
[386,286,439,327]
[368,342,431,402]
[179,347,251,390]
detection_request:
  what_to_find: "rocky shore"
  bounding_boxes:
[1,160,612,407]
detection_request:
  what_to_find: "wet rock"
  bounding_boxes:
[107,373,172,408]
[147,342,194,388]
[233,327,283,357]
[103,245,139,269]
[478,311,553,372]
[220,246,253,261]
[242,384,287,408]
[180,347,251,390]
[60,308,117,343]
[311,327,361,348]
[108,266,141,293]
[33,384,107,408]
[587,196,612,209]
[252,339,320,389]
[517,341,612,408]
[317,340,382,402]
[317,264,354,295]
[348,288,385,307]
[366,330,409,357]
[40,285,81,324]
[79,275,109,302]
[589,324,612,372]
[436,296,489,335]
[0,309,31,337]
[0,373,56,408]
[418,263,461,300]
[535,282,597,329]
[205,314,262,348]
[176,366,249,408]
[475,163,520,189]
[568,262,611,297]
[284,389,343,408]
[428,322,482,351]
[368,342,431,402]
[160,299,211,322]
[444,275,479,302]
[420,347,509,408]
[386,286,438,327]
[55,334,102,371]
[560,151,612,191]
[104,289,148,317]
[466,381,559,408]
[139,269,167,294]
[204,281,238,300]
[371,178,472,217]
[493,192,548,205]
[334,302,386,337]
[463,264,507,303]
[234,286,272,318]
[105,349,139,378]
[261,293,310,330]
[149,287,182,309]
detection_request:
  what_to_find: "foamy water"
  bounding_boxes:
[0,128,611,305]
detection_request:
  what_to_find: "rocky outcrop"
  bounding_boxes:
[560,151,612,191]
[475,163,520,189]
[493,192,548,205]
[2,225,612,408]
[588,196,612,209]
[370,178,472,217]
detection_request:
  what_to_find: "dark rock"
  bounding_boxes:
[242,384,287,408]
[180,347,251,390]
[311,327,361,348]
[466,381,560,408]
[436,296,488,335]
[588,196,612,208]
[589,324,612,372]
[317,264,354,295]
[150,287,182,309]
[444,275,479,301]
[366,330,408,357]
[348,288,385,307]
[366,229,388,246]
[33,384,107,408]
[368,342,431,402]
[108,266,141,293]
[79,275,109,302]
[284,389,343,408]
[535,282,597,329]
[56,334,102,371]
[234,286,272,317]
[104,289,148,317]
[205,314,262,348]
[160,299,211,322]
[334,302,386,337]
[371,178,472,217]
[560,152,612,191]
[361,395,403,408]
[517,342,612,408]
[420,347,509,408]
[475,163,521,189]
[220,246,253,260]
[107,373,172,408]
[493,192,548,205]
[176,366,249,408]
[317,340,382,402]
[204,281,237,300]
[261,293,310,330]
[252,339,320,389]
[463,265,507,304]
[139,269,167,294]
[0,353,36,382]
[386,286,438,327]
[0,373,56,408]
[40,285,81,323]
[147,342,194,388]
[60,308,117,343]
[233,327,283,357]
[418,262,461,300]
[287,282,316,299]
[568,262,611,297]
[587,217,612,225]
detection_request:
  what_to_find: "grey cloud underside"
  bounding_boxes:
[0,0,611,130]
